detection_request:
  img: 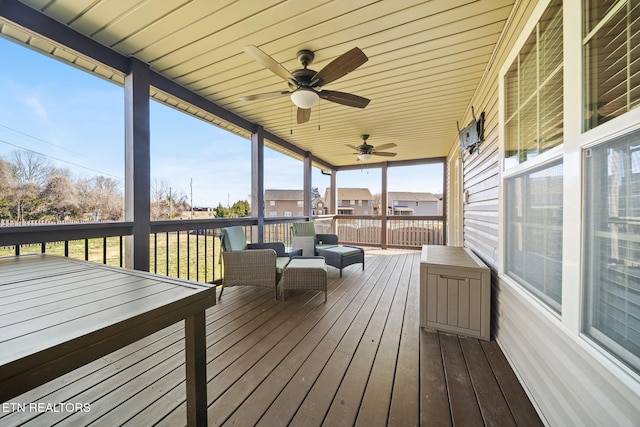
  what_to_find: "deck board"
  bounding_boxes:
[320,254,406,426]
[421,328,453,426]
[354,253,413,427]
[387,252,421,427]
[460,337,517,426]
[481,340,544,427]
[0,249,542,427]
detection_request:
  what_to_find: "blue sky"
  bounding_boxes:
[0,36,443,207]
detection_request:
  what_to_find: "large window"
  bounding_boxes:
[583,129,640,373]
[504,0,563,168]
[502,0,564,312]
[584,0,640,130]
[505,160,564,313]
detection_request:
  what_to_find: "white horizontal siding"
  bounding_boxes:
[495,280,640,426]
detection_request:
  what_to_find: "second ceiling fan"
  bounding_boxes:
[347,134,397,161]
[239,45,370,124]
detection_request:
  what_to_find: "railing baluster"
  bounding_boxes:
[153,233,158,274]
[84,239,89,261]
[165,232,169,276]
[187,230,191,281]
[65,241,69,257]
[176,230,180,279]
[195,231,199,282]
[103,238,107,264]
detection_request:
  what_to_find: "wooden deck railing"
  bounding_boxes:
[331,215,445,248]
[0,214,444,283]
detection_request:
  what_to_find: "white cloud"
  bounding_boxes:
[23,94,49,121]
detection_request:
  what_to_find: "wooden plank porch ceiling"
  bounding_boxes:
[0,249,542,426]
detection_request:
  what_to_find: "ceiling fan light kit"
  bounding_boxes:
[290,88,319,109]
[357,153,372,161]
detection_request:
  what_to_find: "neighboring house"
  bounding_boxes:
[264,189,304,217]
[324,188,374,215]
[312,197,326,215]
[388,192,441,216]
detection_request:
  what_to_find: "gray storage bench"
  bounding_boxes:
[280,256,328,302]
[316,245,364,277]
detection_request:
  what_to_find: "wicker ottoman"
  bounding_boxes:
[280,256,327,302]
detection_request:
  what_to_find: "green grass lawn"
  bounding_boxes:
[1,232,223,284]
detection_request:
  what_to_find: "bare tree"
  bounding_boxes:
[13,182,41,222]
[150,177,188,220]
[150,178,171,220]
[372,193,382,215]
[10,150,52,188]
[0,159,14,198]
[76,176,123,221]
[42,171,80,220]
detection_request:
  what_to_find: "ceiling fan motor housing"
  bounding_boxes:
[359,144,374,154]
[359,135,373,153]
[292,68,321,87]
[296,49,315,67]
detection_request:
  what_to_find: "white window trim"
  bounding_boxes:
[498,0,564,321]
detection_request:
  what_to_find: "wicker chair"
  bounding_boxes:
[219,226,290,301]
[291,222,364,277]
[291,222,339,256]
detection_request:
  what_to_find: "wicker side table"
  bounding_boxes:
[280,256,327,302]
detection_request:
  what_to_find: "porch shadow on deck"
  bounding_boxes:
[0,249,542,426]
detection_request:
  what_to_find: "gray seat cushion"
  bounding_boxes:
[322,246,362,257]
[221,226,248,251]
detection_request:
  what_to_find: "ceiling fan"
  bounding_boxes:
[239,45,370,124]
[347,134,397,161]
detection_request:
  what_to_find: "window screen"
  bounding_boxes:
[583,128,640,373]
[505,160,564,312]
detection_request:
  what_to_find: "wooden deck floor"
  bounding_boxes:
[0,249,542,426]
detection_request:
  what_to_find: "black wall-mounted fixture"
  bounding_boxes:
[457,106,485,155]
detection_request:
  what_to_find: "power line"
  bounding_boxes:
[0,123,121,179]
[0,138,121,179]
[0,123,110,167]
